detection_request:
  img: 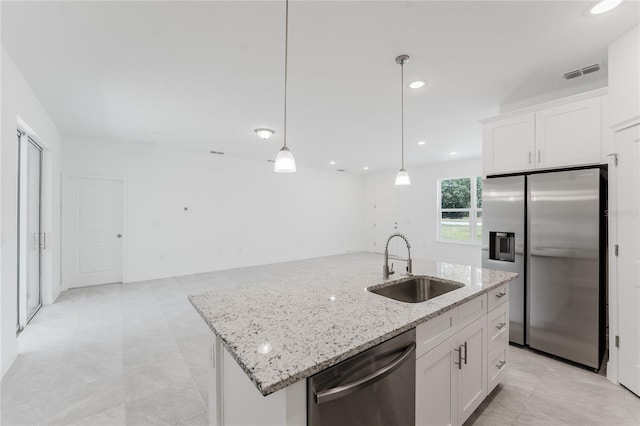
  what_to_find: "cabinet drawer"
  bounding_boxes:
[416,307,458,358]
[488,284,509,311]
[487,342,509,394]
[487,302,509,351]
[458,295,487,330]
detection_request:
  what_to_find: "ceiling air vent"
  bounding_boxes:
[562,69,583,80]
[581,63,601,75]
[562,62,603,80]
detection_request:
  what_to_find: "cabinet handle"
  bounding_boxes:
[495,291,507,299]
[462,342,467,365]
[528,151,532,164]
[454,346,462,370]
[496,360,507,370]
[496,322,507,330]
[537,149,541,163]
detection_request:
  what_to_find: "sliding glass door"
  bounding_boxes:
[18,130,43,331]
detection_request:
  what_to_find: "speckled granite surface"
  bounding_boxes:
[189,252,518,396]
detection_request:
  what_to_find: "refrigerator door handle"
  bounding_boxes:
[530,246,574,258]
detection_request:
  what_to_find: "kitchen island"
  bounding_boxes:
[189,252,518,426]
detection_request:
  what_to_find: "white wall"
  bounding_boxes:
[1,47,62,377]
[62,138,366,283]
[608,25,640,128]
[363,157,482,266]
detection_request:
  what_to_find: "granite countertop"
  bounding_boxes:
[189,252,518,396]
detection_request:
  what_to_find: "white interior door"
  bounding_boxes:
[617,123,640,397]
[66,177,124,288]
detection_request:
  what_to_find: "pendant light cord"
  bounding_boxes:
[283,0,289,149]
[400,59,405,170]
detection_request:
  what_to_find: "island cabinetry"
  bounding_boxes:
[208,336,306,426]
[415,295,488,426]
[486,283,510,394]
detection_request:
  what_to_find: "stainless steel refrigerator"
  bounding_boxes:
[482,168,606,370]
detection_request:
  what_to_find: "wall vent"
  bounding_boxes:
[562,62,604,80]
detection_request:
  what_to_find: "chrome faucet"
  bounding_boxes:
[383,233,412,280]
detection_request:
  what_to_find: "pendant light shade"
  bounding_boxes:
[395,54,411,186]
[274,0,297,173]
[274,146,296,172]
[395,169,411,185]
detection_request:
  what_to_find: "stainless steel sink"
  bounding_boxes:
[368,276,464,303]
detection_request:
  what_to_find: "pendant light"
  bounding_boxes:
[394,54,410,186]
[274,0,297,173]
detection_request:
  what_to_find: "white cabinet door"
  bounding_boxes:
[483,113,535,175]
[457,316,487,425]
[416,335,459,426]
[535,97,601,169]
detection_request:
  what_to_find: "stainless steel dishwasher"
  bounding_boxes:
[307,329,416,426]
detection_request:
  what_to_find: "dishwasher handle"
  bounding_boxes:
[314,342,416,405]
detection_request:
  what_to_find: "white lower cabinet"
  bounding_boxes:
[416,314,487,426]
[416,333,460,426]
[457,317,487,424]
[416,290,510,426]
[487,341,509,394]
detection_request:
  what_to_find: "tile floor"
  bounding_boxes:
[0,259,637,425]
[466,347,639,426]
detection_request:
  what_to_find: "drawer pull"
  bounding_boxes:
[495,291,507,299]
[454,346,462,370]
[496,322,507,330]
[496,360,507,370]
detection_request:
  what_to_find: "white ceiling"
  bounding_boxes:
[2,1,639,173]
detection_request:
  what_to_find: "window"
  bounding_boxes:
[438,176,482,244]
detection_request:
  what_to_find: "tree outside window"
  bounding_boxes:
[438,177,482,244]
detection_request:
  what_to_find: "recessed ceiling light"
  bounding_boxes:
[449,151,457,156]
[363,166,369,170]
[409,81,425,89]
[330,161,336,165]
[254,128,275,140]
[590,0,622,14]
[417,141,427,146]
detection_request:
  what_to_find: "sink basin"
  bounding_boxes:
[368,276,464,303]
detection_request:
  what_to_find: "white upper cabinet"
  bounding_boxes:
[483,113,535,175]
[535,97,601,170]
[482,92,605,176]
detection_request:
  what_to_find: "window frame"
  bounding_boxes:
[437,176,483,245]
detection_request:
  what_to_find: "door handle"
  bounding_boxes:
[528,151,532,164]
[462,342,467,365]
[313,342,416,405]
[537,149,541,163]
[454,345,462,370]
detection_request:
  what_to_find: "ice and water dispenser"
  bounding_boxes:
[489,232,515,262]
